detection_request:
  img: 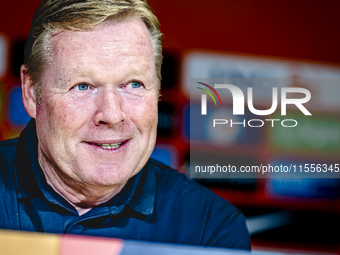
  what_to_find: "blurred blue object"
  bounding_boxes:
[9,86,30,125]
[121,240,287,255]
[151,145,178,169]
[267,159,340,198]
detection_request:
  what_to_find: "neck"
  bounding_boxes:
[38,149,126,216]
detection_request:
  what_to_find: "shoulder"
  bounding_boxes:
[0,138,18,186]
[148,158,235,208]
[0,138,20,230]
[0,138,18,176]
[0,138,18,150]
[147,159,251,250]
[149,159,230,203]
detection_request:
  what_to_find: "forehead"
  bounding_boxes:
[47,19,155,78]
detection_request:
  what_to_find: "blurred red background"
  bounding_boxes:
[1,1,340,254]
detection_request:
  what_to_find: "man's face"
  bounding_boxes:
[35,19,158,188]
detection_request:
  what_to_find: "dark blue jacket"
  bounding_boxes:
[0,120,251,250]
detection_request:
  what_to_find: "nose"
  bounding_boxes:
[94,89,125,127]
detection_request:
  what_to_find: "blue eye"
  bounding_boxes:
[77,84,89,90]
[131,81,141,88]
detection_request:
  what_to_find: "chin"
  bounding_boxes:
[85,164,137,187]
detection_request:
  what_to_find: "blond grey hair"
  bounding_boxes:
[24,0,163,104]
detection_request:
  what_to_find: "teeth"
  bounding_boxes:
[96,142,122,149]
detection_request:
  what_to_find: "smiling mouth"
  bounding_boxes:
[95,142,123,149]
[85,140,128,150]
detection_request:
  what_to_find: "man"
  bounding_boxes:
[0,0,250,250]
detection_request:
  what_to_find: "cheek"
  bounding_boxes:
[38,98,90,132]
[57,103,78,124]
[123,96,158,130]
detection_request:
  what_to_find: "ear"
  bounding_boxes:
[21,65,37,119]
